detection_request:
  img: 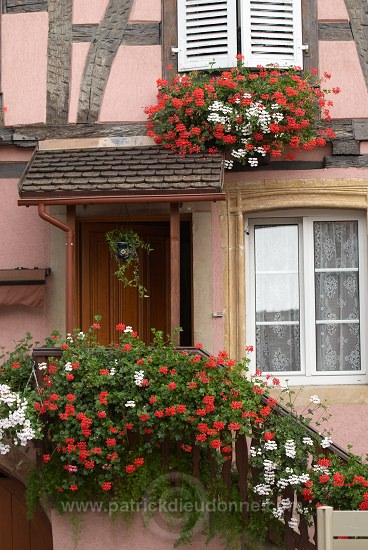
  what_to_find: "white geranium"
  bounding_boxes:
[0,385,39,454]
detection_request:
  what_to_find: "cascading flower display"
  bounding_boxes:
[145,58,339,168]
[1,324,368,547]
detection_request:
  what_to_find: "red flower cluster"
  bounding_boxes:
[145,62,338,167]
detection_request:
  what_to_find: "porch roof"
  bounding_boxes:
[18,145,224,201]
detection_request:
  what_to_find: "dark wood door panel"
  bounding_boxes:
[0,477,53,550]
[79,222,170,345]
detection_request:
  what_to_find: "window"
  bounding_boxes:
[246,211,367,385]
[177,0,304,72]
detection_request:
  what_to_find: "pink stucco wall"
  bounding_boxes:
[99,45,161,122]
[0,179,51,350]
[72,0,161,24]
[0,147,33,162]
[211,203,224,356]
[130,0,161,21]
[72,0,109,24]
[360,142,368,154]
[52,511,225,550]
[318,0,349,21]
[319,42,368,119]
[225,167,368,184]
[69,43,91,123]
[2,13,48,126]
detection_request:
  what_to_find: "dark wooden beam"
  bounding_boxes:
[162,0,178,80]
[46,0,72,124]
[332,139,360,156]
[2,0,47,12]
[302,0,318,72]
[76,0,134,123]
[318,23,353,41]
[0,123,147,144]
[324,155,368,168]
[72,23,160,45]
[0,162,28,177]
[344,0,368,89]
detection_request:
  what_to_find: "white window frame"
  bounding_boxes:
[177,0,304,72]
[245,209,368,385]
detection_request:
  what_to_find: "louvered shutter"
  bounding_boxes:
[177,0,237,71]
[240,0,304,68]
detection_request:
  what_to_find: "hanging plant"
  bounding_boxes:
[145,58,340,169]
[105,229,152,298]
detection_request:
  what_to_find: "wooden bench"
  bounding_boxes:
[317,506,368,549]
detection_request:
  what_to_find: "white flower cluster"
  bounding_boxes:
[321,436,332,448]
[65,362,73,372]
[248,157,259,167]
[285,439,296,458]
[125,400,136,408]
[264,440,278,451]
[302,436,314,446]
[223,159,233,170]
[0,385,37,454]
[207,101,233,127]
[272,498,292,519]
[250,446,262,457]
[312,463,330,475]
[124,326,133,333]
[277,472,310,490]
[109,367,116,376]
[263,459,277,484]
[134,370,145,386]
[288,518,298,529]
[310,395,320,404]
[38,362,47,371]
[254,483,272,496]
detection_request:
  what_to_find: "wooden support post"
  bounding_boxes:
[170,203,180,343]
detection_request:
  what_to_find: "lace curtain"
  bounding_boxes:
[314,221,360,371]
[255,224,301,372]
[254,220,361,373]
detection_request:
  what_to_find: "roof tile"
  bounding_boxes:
[19,146,223,197]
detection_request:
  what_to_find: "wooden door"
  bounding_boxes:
[79,222,170,345]
[0,476,53,550]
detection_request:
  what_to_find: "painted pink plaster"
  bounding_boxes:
[211,202,224,356]
[72,0,109,25]
[2,13,48,126]
[0,147,33,162]
[360,142,368,154]
[69,43,91,123]
[0,180,51,350]
[273,144,332,163]
[225,167,368,184]
[99,45,161,122]
[323,406,368,457]
[319,42,368,119]
[318,0,349,21]
[130,0,161,22]
[52,511,225,550]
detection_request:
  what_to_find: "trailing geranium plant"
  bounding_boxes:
[145,58,340,168]
[2,325,368,547]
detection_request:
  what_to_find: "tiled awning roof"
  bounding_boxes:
[19,146,224,198]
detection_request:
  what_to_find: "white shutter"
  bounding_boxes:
[240,0,304,68]
[177,0,237,71]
